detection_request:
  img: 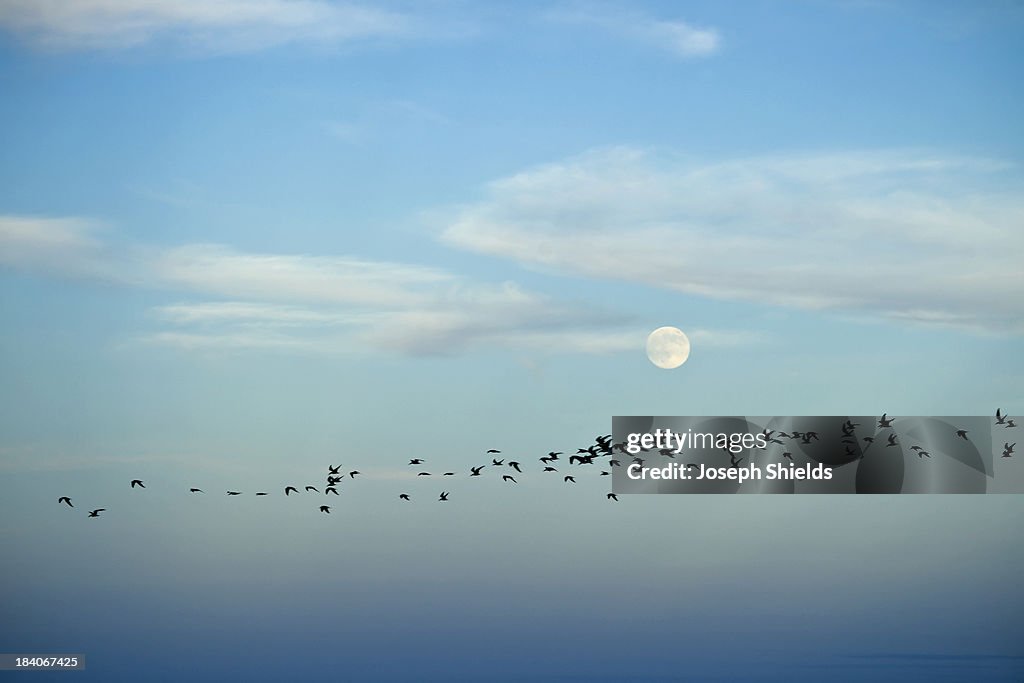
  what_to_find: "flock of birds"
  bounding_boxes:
[56,433,630,517]
[56,410,1017,517]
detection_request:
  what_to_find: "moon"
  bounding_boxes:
[646,327,691,369]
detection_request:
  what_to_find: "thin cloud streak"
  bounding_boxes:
[544,4,721,58]
[440,147,1024,335]
[0,0,414,53]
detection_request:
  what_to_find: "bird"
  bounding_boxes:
[886,434,898,447]
[782,452,793,460]
[878,414,894,428]
[917,451,930,458]
[328,465,341,475]
[607,493,618,501]
[509,461,522,473]
[320,506,331,514]
[285,486,298,496]
[491,458,504,466]
[564,476,576,483]
[417,472,432,476]
[190,488,203,493]
[399,494,410,501]
[609,459,621,467]
[955,430,969,440]
[305,486,319,493]
[256,492,268,496]
[543,466,557,472]
[470,466,484,476]
[486,449,501,454]
[443,472,455,476]
[547,452,562,458]
[600,471,609,476]
[409,459,424,465]
[910,445,923,452]
[502,475,517,483]
[1003,443,1016,458]
[130,479,145,489]
[325,487,339,495]
[227,491,242,496]
[58,496,73,507]
[1006,420,1017,428]
[439,491,449,502]
[349,471,360,478]
[88,509,105,517]
[996,409,1007,425]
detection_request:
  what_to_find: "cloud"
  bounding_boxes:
[3,214,762,357]
[544,4,720,58]
[0,0,412,53]
[440,147,1024,334]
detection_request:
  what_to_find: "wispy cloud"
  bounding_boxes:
[2,214,759,357]
[440,147,1024,334]
[0,0,414,53]
[544,4,721,58]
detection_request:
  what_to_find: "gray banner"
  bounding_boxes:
[0,654,85,670]
[612,416,1021,494]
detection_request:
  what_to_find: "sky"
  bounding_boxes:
[1,1,1022,681]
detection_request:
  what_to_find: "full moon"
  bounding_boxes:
[646,326,691,369]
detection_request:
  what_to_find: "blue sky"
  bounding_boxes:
[1,1,1022,681]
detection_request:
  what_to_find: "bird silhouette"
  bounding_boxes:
[1006,420,1017,428]
[1003,443,1016,458]
[956,430,969,440]
[326,487,339,495]
[305,486,319,493]
[328,465,341,475]
[320,506,330,513]
[509,461,522,473]
[439,491,449,501]
[349,471,361,478]
[256,492,268,496]
[130,479,145,489]
[409,459,424,465]
[417,472,432,476]
[399,494,410,501]
[607,493,618,501]
[564,476,576,483]
[227,491,242,496]
[486,449,501,454]
[543,466,557,472]
[782,452,793,460]
[470,466,484,476]
[88,509,105,517]
[878,414,894,428]
[996,409,1007,425]
[285,486,298,496]
[190,488,203,493]
[58,496,73,507]
[886,434,898,447]
[491,459,504,466]
[502,475,517,483]
[917,451,930,458]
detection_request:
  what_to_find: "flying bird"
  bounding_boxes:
[491,459,504,466]
[502,475,517,483]
[956,430,969,440]
[326,487,339,495]
[399,494,410,501]
[320,506,331,514]
[256,492,268,496]
[439,491,449,502]
[886,434,898,447]
[443,472,455,476]
[349,471,361,478]
[190,488,203,493]
[227,491,242,496]
[607,493,618,501]
[470,466,484,476]
[543,466,557,472]
[486,449,501,454]
[417,472,432,476]
[782,452,793,460]
[58,496,73,507]
[1003,443,1016,458]
[996,409,1007,425]
[328,465,341,475]
[285,486,298,496]
[130,479,145,489]
[564,476,576,483]
[878,414,894,428]
[409,459,424,465]
[88,509,105,517]
[509,461,522,473]
[305,486,319,493]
